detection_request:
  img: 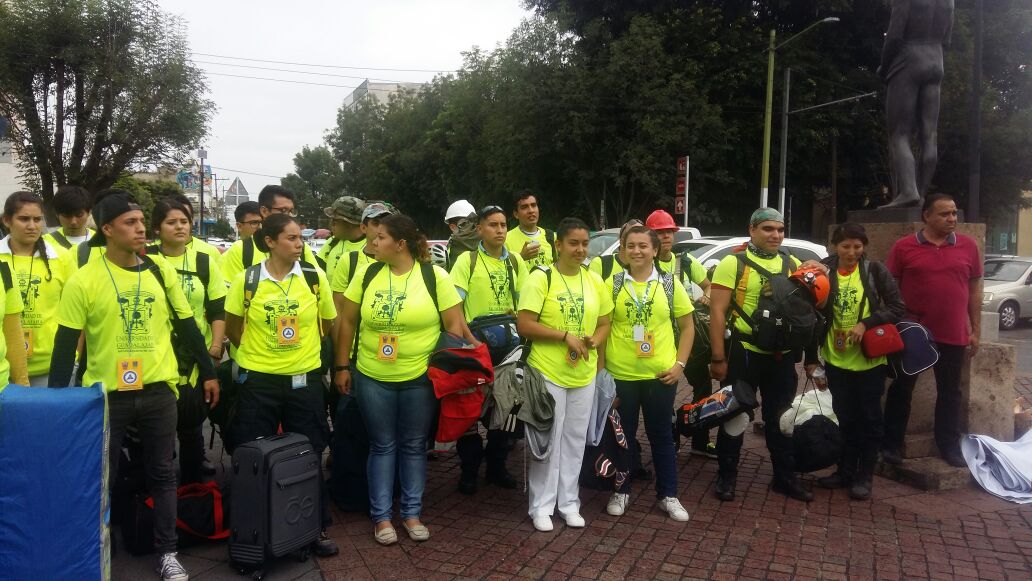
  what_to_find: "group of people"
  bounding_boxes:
[1,181,981,580]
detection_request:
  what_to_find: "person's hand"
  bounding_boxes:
[657,365,681,385]
[520,241,540,260]
[805,363,828,390]
[203,379,220,408]
[564,332,589,362]
[969,334,980,358]
[335,370,352,395]
[709,360,728,382]
[695,295,711,307]
[805,363,817,378]
[849,322,866,345]
[799,260,829,275]
[612,396,621,409]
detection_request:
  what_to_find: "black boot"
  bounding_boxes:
[714,432,741,501]
[818,447,858,489]
[457,471,477,495]
[816,471,853,489]
[771,477,813,502]
[849,449,877,500]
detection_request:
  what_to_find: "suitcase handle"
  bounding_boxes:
[276,471,317,489]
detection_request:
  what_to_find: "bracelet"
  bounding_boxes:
[675,361,686,368]
[333,364,351,373]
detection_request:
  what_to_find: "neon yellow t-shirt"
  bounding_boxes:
[450,247,529,320]
[605,273,694,381]
[504,227,555,269]
[823,267,885,371]
[657,256,675,275]
[225,261,336,376]
[711,249,801,353]
[43,227,94,251]
[189,237,223,262]
[320,237,365,278]
[517,266,613,387]
[152,248,228,384]
[344,263,461,382]
[678,253,708,286]
[588,255,625,285]
[331,250,376,294]
[220,238,322,286]
[57,253,193,397]
[0,264,24,385]
[0,249,73,377]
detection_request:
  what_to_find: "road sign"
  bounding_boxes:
[675,196,686,215]
[676,176,686,195]
[677,156,687,173]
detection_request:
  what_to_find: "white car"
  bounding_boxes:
[672,236,828,270]
[594,226,702,260]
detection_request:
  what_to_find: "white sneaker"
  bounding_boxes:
[560,512,585,528]
[532,514,553,532]
[157,552,189,581]
[606,492,630,516]
[659,497,690,522]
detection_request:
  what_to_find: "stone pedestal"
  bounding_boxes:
[831,220,1016,490]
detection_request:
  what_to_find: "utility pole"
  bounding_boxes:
[778,67,791,215]
[197,148,207,238]
[968,0,983,223]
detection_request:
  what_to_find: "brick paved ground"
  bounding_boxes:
[111,375,1032,580]
[314,378,1032,581]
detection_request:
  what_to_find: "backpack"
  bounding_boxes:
[351,262,441,361]
[49,230,73,250]
[612,269,679,344]
[141,255,203,383]
[599,255,621,281]
[76,242,91,268]
[0,261,12,293]
[728,251,823,352]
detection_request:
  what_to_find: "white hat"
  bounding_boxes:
[444,200,476,223]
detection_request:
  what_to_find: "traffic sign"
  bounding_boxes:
[675,176,686,195]
[677,156,688,173]
[675,196,686,215]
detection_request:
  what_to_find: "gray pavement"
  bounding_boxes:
[997,320,1032,375]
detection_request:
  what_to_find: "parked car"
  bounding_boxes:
[982,257,1032,330]
[672,236,828,270]
[594,226,702,260]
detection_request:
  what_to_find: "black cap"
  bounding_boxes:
[88,192,142,247]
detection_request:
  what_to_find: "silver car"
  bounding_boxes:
[982,257,1032,330]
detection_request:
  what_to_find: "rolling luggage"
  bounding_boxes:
[229,433,321,574]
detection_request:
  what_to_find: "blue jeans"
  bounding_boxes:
[615,378,677,498]
[353,370,436,523]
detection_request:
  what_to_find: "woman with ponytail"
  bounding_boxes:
[0,192,67,386]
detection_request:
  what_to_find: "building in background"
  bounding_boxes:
[342,79,426,111]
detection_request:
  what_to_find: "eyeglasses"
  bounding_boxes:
[478,205,504,219]
[238,219,262,228]
[267,206,297,217]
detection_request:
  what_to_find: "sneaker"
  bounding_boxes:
[157,552,189,581]
[559,512,585,528]
[532,514,553,532]
[312,531,339,557]
[658,497,690,522]
[606,493,629,516]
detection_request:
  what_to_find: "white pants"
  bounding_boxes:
[528,379,595,518]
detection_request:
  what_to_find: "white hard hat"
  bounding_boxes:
[444,200,476,222]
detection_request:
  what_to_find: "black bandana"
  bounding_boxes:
[747,241,778,259]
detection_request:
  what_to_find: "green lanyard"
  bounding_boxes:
[623,278,657,324]
[101,251,143,354]
[557,269,585,335]
[386,266,415,332]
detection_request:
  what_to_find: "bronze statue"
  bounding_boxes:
[878,0,954,208]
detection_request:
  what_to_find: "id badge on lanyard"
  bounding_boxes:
[636,331,655,358]
[378,333,399,362]
[23,329,33,357]
[116,358,144,391]
[277,316,300,346]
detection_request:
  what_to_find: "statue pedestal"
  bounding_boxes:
[829,220,1015,490]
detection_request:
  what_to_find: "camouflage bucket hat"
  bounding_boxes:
[324,196,366,224]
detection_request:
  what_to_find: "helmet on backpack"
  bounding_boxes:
[790,266,830,309]
[429,243,449,268]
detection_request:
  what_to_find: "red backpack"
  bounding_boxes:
[428,333,494,442]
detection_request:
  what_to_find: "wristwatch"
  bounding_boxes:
[333,364,351,373]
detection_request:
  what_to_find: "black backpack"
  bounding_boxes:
[728,251,823,352]
[140,256,205,384]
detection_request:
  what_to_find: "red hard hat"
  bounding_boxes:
[791,266,831,309]
[645,210,677,231]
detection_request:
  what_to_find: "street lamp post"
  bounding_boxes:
[760,17,839,208]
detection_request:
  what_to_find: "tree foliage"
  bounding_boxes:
[281,145,348,229]
[295,0,1031,238]
[0,0,214,215]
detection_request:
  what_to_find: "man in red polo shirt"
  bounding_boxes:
[883,194,983,467]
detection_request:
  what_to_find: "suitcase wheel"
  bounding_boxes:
[296,547,311,562]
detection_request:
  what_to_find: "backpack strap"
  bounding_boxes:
[661,272,678,344]
[505,255,518,310]
[77,242,90,268]
[0,261,12,291]
[352,261,388,362]
[50,230,72,250]
[196,252,210,301]
[420,262,443,331]
[727,250,792,330]
[601,254,615,281]
[241,264,262,317]
[242,238,255,268]
[520,265,553,365]
[612,270,626,301]
[545,229,557,261]
[467,248,479,285]
[344,250,362,286]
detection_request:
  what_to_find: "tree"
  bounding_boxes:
[209,219,233,240]
[281,145,348,228]
[0,0,215,216]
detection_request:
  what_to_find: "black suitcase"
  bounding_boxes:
[229,433,321,573]
[329,394,369,512]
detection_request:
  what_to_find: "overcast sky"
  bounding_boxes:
[159,0,531,198]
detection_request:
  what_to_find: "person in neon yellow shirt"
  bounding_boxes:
[504,190,556,269]
[224,213,339,558]
[49,189,218,581]
[707,208,811,503]
[149,198,227,483]
[0,192,71,386]
[334,213,472,546]
[600,226,695,522]
[449,205,528,495]
[813,223,904,501]
[43,185,95,250]
[320,196,367,276]
[517,218,612,533]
